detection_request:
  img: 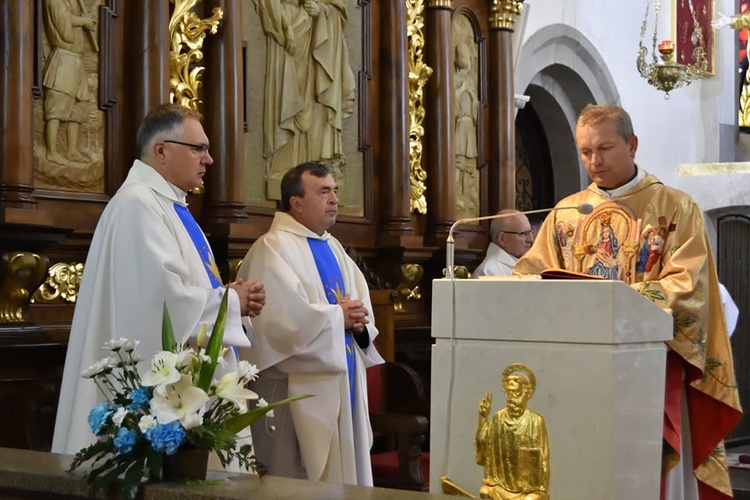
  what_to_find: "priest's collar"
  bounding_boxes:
[129,159,188,205]
[166,182,188,203]
[598,165,647,198]
[273,211,331,240]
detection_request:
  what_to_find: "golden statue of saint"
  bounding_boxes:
[474,364,550,500]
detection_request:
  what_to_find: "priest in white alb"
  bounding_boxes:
[52,104,265,456]
[236,161,384,486]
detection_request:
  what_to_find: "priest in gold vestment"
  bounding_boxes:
[515,104,741,499]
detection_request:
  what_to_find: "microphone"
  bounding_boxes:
[445,203,594,279]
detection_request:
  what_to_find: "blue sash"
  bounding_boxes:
[307,238,356,409]
[173,203,222,289]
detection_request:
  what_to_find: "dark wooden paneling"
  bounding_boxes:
[718,214,750,441]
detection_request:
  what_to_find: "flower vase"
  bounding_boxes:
[162,449,210,481]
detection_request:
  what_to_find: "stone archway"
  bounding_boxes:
[514,24,620,201]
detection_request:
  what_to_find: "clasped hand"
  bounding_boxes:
[339,295,369,332]
[230,279,266,318]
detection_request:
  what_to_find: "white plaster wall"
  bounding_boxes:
[516,0,750,212]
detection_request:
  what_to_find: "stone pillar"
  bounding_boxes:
[423,0,454,247]
[0,0,35,209]
[487,0,523,212]
[202,0,247,224]
[378,0,414,244]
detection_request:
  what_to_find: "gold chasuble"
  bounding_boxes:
[515,172,741,498]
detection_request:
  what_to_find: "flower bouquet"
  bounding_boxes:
[69,289,307,499]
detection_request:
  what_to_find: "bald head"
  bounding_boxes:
[489,210,534,258]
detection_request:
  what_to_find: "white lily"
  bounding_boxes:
[141,351,181,395]
[150,374,209,429]
[215,370,258,411]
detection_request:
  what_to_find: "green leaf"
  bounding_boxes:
[162,303,176,352]
[146,449,164,481]
[197,287,229,391]
[121,456,146,500]
[223,395,313,435]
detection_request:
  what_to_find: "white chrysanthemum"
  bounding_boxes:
[237,361,260,382]
[257,397,274,418]
[138,414,157,433]
[80,357,117,378]
[103,338,140,352]
[150,374,209,430]
[215,370,258,410]
[112,406,129,427]
[126,353,146,365]
[141,351,181,395]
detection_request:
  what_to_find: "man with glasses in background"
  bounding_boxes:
[52,103,266,457]
[472,209,535,278]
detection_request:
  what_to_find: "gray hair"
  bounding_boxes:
[135,104,203,158]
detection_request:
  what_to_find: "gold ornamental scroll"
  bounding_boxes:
[407,0,433,214]
[168,0,223,111]
[168,0,223,195]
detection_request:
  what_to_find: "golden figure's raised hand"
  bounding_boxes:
[478,391,492,419]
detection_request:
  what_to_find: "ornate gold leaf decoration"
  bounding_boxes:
[0,252,47,322]
[31,262,84,304]
[740,74,750,127]
[168,0,223,111]
[406,0,433,214]
[394,263,424,312]
[169,0,222,195]
[489,0,524,30]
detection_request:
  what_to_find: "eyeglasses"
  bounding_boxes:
[500,229,535,237]
[163,139,210,155]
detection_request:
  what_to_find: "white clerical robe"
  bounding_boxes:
[236,212,384,486]
[52,159,249,455]
[472,242,518,278]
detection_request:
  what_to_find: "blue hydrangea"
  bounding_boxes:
[88,402,113,436]
[114,427,137,454]
[129,387,150,410]
[146,421,185,455]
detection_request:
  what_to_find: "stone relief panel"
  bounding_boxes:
[34,0,104,193]
[243,0,364,216]
[452,14,479,221]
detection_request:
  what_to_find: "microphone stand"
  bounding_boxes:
[445,207,581,279]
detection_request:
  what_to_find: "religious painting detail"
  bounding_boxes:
[440,364,551,499]
[674,0,713,74]
[253,0,356,201]
[453,15,480,221]
[34,0,104,193]
[545,200,680,287]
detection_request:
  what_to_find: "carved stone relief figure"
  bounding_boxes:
[34,0,104,192]
[453,16,480,220]
[253,0,356,200]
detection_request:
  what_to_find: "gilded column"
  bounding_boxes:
[0,0,35,209]
[423,0,454,246]
[378,0,414,244]
[202,0,247,224]
[487,0,523,212]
